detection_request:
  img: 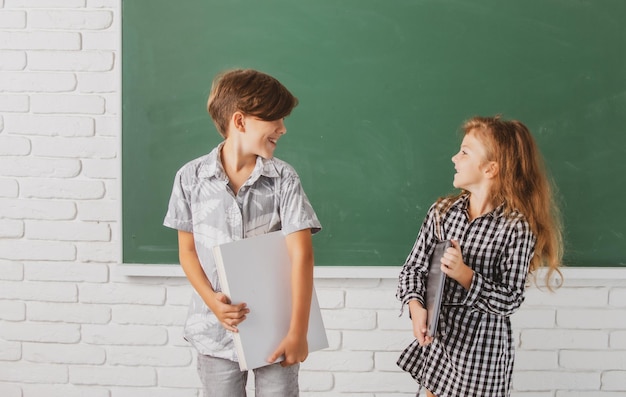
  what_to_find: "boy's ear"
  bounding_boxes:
[232,111,246,132]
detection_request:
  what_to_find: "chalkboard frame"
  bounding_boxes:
[122,0,626,267]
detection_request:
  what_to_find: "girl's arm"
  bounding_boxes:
[443,220,535,316]
[177,230,249,331]
[397,205,439,310]
[399,212,440,347]
[409,300,434,346]
[268,228,314,366]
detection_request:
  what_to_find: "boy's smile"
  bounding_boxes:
[242,116,287,159]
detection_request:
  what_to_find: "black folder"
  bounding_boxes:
[425,240,451,337]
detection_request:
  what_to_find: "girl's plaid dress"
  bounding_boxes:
[397,194,535,396]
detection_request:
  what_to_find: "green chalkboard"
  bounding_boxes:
[122,0,626,266]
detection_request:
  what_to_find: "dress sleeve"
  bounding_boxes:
[462,218,536,316]
[396,203,440,311]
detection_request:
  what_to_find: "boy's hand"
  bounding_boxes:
[268,332,308,367]
[207,292,249,332]
[409,300,433,346]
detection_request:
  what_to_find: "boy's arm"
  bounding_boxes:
[178,230,249,332]
[268,228,314,366]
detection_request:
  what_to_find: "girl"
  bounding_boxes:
[396,116,563,397]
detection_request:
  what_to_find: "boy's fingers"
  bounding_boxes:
[221,321,238,333]
[227,305,249,317]
[281,354,299,367]
[216,293,231,304]
[229,302,247,311]
[268,347,283,363]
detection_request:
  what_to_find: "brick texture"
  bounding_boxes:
[0,2,624,397]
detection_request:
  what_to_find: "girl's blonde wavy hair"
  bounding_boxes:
[444,115,564,289]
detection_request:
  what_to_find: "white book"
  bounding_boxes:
[212,231,328,371]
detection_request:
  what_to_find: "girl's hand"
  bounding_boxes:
[441,240,474,290]
[207,292,249,332]
[408,300,433,346]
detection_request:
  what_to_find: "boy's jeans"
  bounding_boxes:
[197,354,299,397]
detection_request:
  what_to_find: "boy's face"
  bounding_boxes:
[240,116,287,159]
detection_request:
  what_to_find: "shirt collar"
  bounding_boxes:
[198,141,281,181]
[452,192,505,219]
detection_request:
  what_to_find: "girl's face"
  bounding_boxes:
[451,130,493,192]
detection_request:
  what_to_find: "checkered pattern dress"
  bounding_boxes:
[396,194,536,397]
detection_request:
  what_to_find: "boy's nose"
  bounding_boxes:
[277,120,286,134]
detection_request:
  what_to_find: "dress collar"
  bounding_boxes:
[451,192,505,219]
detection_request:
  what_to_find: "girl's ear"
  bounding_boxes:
[484,161,499,179]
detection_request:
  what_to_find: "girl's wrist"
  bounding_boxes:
[459,267,474,290]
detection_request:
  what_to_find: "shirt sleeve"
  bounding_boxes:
[396,203,440,311]
[278,174,322,235]
[462,217,536,316]
[163,168,193,233]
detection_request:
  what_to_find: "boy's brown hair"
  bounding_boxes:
[207,69,299,138]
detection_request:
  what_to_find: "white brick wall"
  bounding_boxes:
[1,1,625,396]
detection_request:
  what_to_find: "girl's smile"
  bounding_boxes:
[451,130,490,192]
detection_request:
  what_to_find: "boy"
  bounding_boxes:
[164,69,321,396]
